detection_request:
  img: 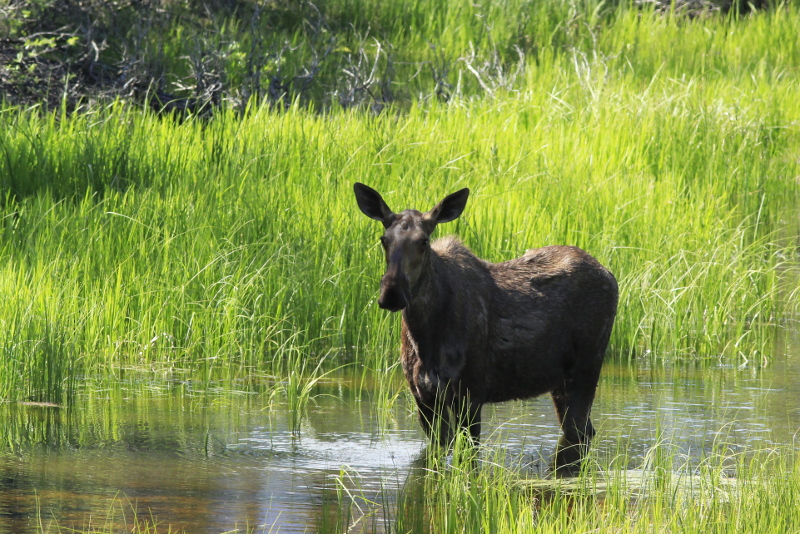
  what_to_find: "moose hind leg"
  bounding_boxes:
[551,370,601,472]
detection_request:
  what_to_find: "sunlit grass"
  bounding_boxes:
[2,3,799,534]
[1,90,797,403]
[316,437,800,534]
[0,3,798,408]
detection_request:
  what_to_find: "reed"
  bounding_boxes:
[2,4,798,534]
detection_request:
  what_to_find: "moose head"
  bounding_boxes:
[354,182,469,312]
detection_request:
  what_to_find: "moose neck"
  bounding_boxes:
[401,249,451,339]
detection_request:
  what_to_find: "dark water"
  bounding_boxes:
[2,337,799,533]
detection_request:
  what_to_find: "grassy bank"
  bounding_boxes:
[0,3,799,405]
[1,4,798,534]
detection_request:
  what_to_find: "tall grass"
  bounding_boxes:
[1,4,799,404]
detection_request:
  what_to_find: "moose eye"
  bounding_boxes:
[419,237,429,248]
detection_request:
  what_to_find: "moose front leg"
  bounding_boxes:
[451,397,482,444]
[414,396,453,447]
[414,398,436,439]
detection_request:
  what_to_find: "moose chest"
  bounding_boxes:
[399,310,489,402]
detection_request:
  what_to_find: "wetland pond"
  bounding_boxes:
[2,341,799,533]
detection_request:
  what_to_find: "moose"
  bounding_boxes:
[354,183,618,471]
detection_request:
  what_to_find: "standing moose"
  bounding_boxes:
[354,183,618,470]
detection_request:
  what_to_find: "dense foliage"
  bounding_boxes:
[0,0,786,110]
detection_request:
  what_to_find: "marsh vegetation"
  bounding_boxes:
[0,0,799,532]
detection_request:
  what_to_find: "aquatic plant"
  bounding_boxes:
[319,437,800,534]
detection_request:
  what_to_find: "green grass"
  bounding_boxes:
[0,3,798,403]
[285,438,800,534]
[434,445,800,534]
[2,3,799,534]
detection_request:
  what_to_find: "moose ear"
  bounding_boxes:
[427,188,470,225]
[354,183,395,228]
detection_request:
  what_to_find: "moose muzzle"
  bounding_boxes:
[378,266,409,312]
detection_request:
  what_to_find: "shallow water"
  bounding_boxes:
[1,341,799,533]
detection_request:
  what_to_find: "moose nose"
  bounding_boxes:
[378,273,409,312]
[378,292,407,312]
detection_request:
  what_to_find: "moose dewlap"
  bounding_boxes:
[354,183,618,471]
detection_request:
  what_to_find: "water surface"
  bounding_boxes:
[1,343,799,533]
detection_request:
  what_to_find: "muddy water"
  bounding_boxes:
[1,344,799,533]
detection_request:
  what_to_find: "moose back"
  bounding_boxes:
[354,183,618,470]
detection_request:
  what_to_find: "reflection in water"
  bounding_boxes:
[1,345,799,533]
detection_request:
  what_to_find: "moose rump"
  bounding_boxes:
[354,183,618,471]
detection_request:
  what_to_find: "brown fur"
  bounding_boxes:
[354,184,618,471]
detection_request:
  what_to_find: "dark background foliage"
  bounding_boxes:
[0,0,774,112]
